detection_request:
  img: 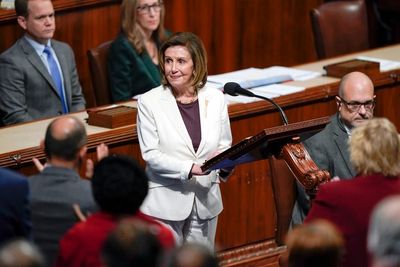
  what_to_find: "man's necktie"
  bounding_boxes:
[43,46,68,113]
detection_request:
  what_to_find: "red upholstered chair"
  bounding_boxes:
[87,41,113,106]
[310,0,370,59]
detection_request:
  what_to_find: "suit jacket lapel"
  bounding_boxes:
[20,38,59,95]
[196,90,210,155]
[332,115,357,177]
[160,88,196,156]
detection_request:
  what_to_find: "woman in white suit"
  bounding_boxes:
[137,32,232,249]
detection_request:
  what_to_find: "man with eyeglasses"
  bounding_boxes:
[292,71,376,225]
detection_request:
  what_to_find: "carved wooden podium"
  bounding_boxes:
[202,117,331,197]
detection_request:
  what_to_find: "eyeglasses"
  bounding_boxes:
[338,96,376,112]
[137,2,163,14]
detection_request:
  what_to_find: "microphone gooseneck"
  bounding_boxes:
[223,82,289,125]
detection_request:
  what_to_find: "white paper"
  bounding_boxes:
[265,66,322,81]
[207,67,292,89]
[356,56,400,72]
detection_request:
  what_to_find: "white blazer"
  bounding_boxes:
[137,85,232,221]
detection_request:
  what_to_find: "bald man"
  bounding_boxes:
[292,71,376,225]
[29,116,98,266]
[305,71,375,179]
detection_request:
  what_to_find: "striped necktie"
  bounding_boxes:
[43,46,68,113]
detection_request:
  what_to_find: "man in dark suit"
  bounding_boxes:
[0,0,85,125]
[29,116,98,266]
[292,71,376,225]
[0,167,31,245]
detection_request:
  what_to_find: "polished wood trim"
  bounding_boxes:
[0,0,120,21]
[218,240,285,267]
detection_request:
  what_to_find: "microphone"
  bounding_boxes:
[224,82,289,125]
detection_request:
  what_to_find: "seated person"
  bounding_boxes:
[368,196,400,267]
[0,239,45,267]
[0,168,30,245]
[54,155,175,267]
[283,219,344,267]
[29,116,99,266]
[292,71,376,225]
[305,117,400,267]
[102,220,163,267]
[108,0,169,102]
[168,243,220,267]
[0,0,86,125]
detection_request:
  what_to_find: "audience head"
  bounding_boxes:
[92,155,148,215]
[350,117,400,176]
[368,196,400,267]
[43,116,87,162]
[102,220,162,267]
[15,0,55,44]
[121,0,167,53]
[336,71,375,129]
[0,239,45,267]
[159,32,208,90]
[285,219,344,267]
[168,243,219,267]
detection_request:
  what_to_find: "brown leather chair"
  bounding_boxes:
[310,0,370,59]
[87,41,113,106]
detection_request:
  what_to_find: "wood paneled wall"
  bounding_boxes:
[0,0,324,107]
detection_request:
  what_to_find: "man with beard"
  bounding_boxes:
[293,71,376,225]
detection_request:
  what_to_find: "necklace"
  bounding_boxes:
[174,90,198,104]
[176,95,198,104]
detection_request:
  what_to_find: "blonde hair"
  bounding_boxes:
[350,117,400,176]
[120,0,167,54]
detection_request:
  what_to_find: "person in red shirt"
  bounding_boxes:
[54,155,175,267]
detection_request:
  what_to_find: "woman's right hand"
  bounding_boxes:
[190,164,210,176]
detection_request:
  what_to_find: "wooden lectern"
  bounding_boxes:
[202,117,331,197]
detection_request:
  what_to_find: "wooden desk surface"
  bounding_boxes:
[1,44,400,164]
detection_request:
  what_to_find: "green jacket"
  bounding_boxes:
[107,33,162,102]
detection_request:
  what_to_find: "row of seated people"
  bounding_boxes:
[0,115,218,267]
[0,0,375,126]
[283,195,400,267]
[0,225,219,267]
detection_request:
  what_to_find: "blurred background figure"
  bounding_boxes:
[305,117,400,267]
[0,167,30,245]
[108,0,169,102]
[0,239,45,267]
[284,219,344,267]
[368,195,400,267]
[29,116,98,266]
[54,155,174,267]
[102,220,163,267]
[168,243,219,267]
